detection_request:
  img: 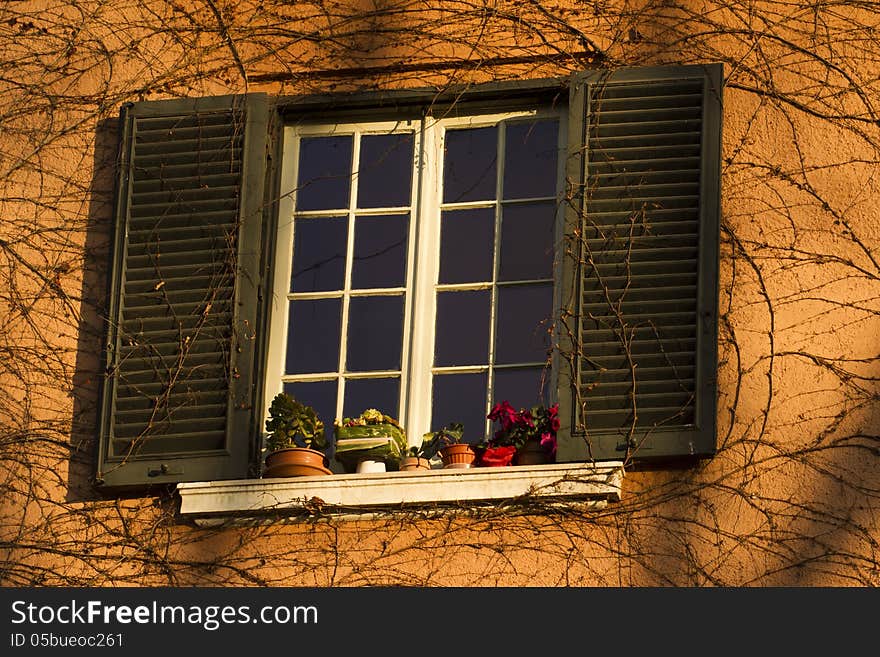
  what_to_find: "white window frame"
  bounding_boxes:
[264,108,568,449]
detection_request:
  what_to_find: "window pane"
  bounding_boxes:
[296,135,353,211]
[346,295,404,371]
[443,126,497,203]
[431,372,488,443]
[499,201,555,281]
[439,208,494,284]
[503,119,559,200]
[495,283,553,364]
[352,214,408,289]
[357,133,414,208]
[291,216,347,292]
[492,367,548,409]
[286,298,342,374]
[434,290,490,367]
[282,380,338,437]
[343,377,400,420]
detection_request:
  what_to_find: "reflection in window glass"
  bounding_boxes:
[439,208,494,284]
[283,380,337,439]
[291,216,347,292]
[286,298,342,374]
[352,214,408,289]
[296,135,353,211]
[498,201,555,282]
[443,127,497,203]
[495,284,553,365]
[492,367,548,410]
[431,372,488,442]
[347,295,404,372]
[434,290,490,367]
[343,377,400,419]
[503,119,559,200]
[358,133,414,208]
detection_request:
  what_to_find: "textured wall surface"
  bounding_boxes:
[2,0,879,586]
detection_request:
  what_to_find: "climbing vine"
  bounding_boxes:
[1,0,880,587]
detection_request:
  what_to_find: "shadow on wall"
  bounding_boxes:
[67,117,117,503]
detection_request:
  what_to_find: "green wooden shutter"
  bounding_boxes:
[557,64,722,463]
[95,94,270,490]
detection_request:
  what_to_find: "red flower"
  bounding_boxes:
[480,445,516,467]
[488,401,518,431]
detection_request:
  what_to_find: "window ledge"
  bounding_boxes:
[176,462,624,526]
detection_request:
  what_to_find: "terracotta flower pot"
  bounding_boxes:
[264,447,332,478]
[399,456,431,471]
[515,438,553,465]
[440,444,477,469]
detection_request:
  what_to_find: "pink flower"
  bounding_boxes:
[540,431,557,457]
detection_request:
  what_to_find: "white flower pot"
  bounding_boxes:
[356,458,386,473]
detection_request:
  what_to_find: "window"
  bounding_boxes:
[264,111,566,449]
[96,65,722,490]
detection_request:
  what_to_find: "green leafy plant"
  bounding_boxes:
[334,408,408,466]
[264,392,327,452]
[420,422,465,458]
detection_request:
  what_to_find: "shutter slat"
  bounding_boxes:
[590,79,703,99]
[136,121,242,142]
[128,236,233,256]
[134,134,242,156]
[116,377,227,400]
[583,390,695,410]
[131,184,241,205]
[129,197,239,218]
[112,433,227,456]
[135,112,237,130]
[590,119,702,138]
[132,174,241,196]
[581,365,696,384]
[585,378,695,395]
[124,261,232,281]
[591,131,701,148]
[129,211,237,230]
[115,391,227,413]
[124,287,235,308]
[583,284,697,302]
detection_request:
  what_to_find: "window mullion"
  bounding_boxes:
[485,120,506,439]
[396,128,421,431]
[263,126,299,423]
[404,118,441,445]
[336,130,361,423]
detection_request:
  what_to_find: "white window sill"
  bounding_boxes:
[176,461,624,526]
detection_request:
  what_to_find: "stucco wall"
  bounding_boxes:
[2,0,879,586]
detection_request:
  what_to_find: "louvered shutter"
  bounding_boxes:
[557,65,722,463]
[96,94,270,489]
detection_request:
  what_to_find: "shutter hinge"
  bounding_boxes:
[148,463,184,477]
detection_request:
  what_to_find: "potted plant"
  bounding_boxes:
[400,433,440,471]
[399,435,437,472]
[478,401,559,467]
[263,392,332,477]
[334,408,408,473]
[423,422,476,469]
